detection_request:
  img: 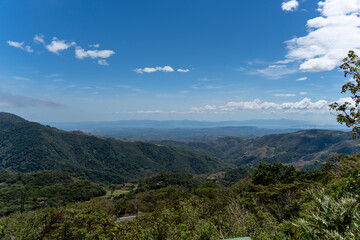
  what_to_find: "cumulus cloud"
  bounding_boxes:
[191,105,217,112]
[0,92,59,108]
[134,66,174,73]
[191,98,329,113]
[282,0,299,12]
[299,91,308,95]
[296,77,308,81]
[332,97,356,106]
[98,59,109,65]
[34,34,45,44]
[177,69,190,72]
[75,47,115,59]
[7,40,33,53]
[46,37,75,54]
[284,0,360,72]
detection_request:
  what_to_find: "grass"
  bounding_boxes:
[101,189,129,199]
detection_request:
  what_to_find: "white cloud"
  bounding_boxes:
[192,98,329,113]
[137,110,163,114]
[24,46,33,52]
[75,47,115,59]
[191,105,217,112]
[134,66,174,73]
[274,93,296,97]
[276,59,294,64]
[13,76,30,81]
[332,97,356,106]
[284,0,360,72]
[282,0,299,12]
[7,41,23,48]
[219,99,281,111]
[46,37,75,54]
[299,91,308,95]
[296,77,308,81]
[177,69,190,72]
[255,64,298,79]
[7,40,33,53]
[98,59,109,65]
[34,34,45,44]
[88,44,100,48]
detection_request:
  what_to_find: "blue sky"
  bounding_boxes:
[0,0,358,124]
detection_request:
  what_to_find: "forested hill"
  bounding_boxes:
[0,112,227,183]
[153,129,360,170]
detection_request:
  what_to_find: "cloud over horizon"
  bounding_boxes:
[191,98,330,113]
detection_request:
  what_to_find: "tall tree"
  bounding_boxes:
[330,50,360,138]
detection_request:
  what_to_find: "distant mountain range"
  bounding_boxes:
[1,112,358,183]
[49,118,344,129]
[49,118,323,129]
[0,113,227,183]
[47,119,345,141]
[152,130,360,170]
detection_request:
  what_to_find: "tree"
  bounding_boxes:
[252,162,302,185]
[330,50,360,137]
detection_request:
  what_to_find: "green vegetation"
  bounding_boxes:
[330,50,360,138]
[0,170,105,216]
[154,129,360,170]
[3,157,360,239]
[222,166,253,185]
[252,162,303,185]
[0,112,228,183]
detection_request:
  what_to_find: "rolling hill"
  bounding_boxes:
[0,113,227,183]
[152,129,360,170]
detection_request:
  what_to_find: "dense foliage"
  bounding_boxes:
[2,155,360,239]
[154,129,360,171]
[252,162,304,185]
[330,50,360,138]
[0,171,106,216]
[0,112,227,183]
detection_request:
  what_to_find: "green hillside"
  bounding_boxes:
[0,113,227,183]
[153,129,360,170]
[0,170,106,216]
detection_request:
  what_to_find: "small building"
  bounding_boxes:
[123,182,134,187]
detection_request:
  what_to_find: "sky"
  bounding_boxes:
[1,0,359,124]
